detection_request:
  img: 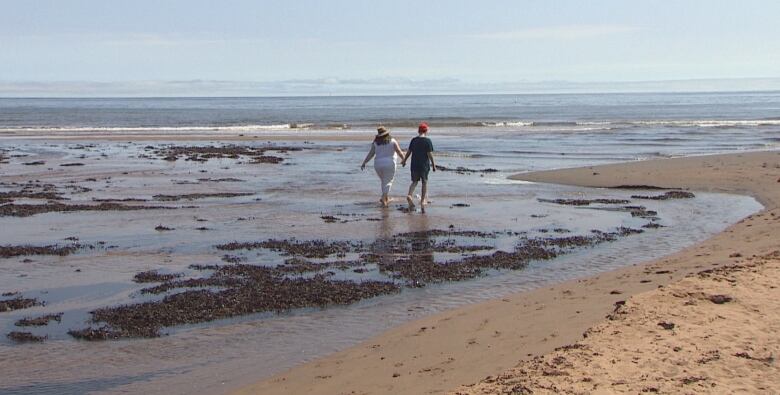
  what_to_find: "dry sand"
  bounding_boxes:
[455,250,780,394]
[232,150,780,395]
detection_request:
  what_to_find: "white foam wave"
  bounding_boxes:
[478,121,615,131]
[482,178,536,185]
[497,119,780,128]
[0,124,303,133]
[601,120,780,128]
[481,121,534,127]
[1,119,777,134]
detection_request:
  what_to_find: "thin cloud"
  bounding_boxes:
[466,24,641,40]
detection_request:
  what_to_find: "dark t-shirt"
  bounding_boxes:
[408,136,434,171]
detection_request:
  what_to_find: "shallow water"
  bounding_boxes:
[0,126,766,395]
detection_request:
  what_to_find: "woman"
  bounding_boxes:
[361,126,405,207]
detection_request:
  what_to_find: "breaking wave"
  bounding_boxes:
[0,124,313,133]
[1,119,778,134]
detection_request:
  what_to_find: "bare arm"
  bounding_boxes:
[401,140,412,166]
[361,144,375,170]
[428,151,436,171]
[401,150,412,166]
[393,140,405,158]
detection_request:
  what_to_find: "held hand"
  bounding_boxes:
[432,165,436,172]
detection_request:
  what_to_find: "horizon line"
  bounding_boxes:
[2,77,780,98]
[3,89,780,101]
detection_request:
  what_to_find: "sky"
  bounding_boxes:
[1,0,780,96]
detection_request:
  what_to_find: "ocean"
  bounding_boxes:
[2,91,780,130]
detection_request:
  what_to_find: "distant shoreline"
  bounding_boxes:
[2,77,780,98]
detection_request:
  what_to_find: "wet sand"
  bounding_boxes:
[233,150,780,395]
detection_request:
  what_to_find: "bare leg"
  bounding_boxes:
[420,180,428,207]
[381,193,389,207]
[406,181,417,208]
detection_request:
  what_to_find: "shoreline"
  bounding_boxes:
[231,150,779,395]
[0,132,375,142]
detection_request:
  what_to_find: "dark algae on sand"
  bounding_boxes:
[148,144,305,164]
[67,224,648,340]
[72,265,400,339]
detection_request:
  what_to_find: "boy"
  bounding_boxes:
[401,122,436,211]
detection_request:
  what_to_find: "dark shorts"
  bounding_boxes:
[411,169,429,182]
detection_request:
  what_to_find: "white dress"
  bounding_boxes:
[373,139,397,195]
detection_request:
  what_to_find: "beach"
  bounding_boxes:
[0,93,778,395]
[0,0,780,395]
[233,150,780,395]
[5,1,780,393]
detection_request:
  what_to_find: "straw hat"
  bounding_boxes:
[376,126,389,137]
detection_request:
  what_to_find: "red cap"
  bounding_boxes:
[418,122,429,133]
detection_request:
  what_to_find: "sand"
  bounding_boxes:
[232,150,780,395]
[455,250,780,394]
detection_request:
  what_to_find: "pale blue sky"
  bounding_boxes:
[1,0,779,95]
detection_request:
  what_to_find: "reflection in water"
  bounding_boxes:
[374,209,395,271]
